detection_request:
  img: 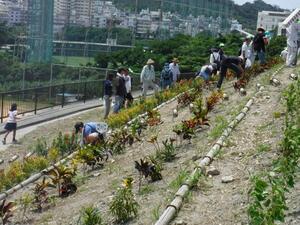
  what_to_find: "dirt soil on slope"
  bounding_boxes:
[172,65,300,225]
[4,64,299,225]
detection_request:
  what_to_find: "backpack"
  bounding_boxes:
[161,68,172,80]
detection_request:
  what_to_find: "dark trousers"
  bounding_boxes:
[217,63,243,88]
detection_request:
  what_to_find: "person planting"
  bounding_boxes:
[196,63,218,85]
[74,122,108,146]
[216,56,245,90]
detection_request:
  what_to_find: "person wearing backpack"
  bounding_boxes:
[253,27,266,65]
[160,63,173,89]
[103,73,114,119]
[113,68,127,113]
[140,59,159,97]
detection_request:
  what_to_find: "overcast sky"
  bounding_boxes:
[233,0,299,10]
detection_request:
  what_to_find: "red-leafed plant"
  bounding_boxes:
[0,200,15,225]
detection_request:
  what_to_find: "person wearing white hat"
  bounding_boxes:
[196,63,218,85]
[241,36,254,68]
[169,58,181,83]
[140,59,159,97]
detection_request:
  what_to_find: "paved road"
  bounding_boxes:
[0,89,155,151]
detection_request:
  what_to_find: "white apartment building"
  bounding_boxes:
[257,11,290,31]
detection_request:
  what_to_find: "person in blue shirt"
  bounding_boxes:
[74,122,108,146]
[196,63,218,85]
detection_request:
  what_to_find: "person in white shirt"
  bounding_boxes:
[241,36,254,68]
[140,59,159,97]
[280,47,288,61]
[169,58,181,83]
[286,23,299,67]
[3,103,19,144]
[124,68,133,108]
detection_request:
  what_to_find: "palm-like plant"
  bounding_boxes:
[47,165,77,197]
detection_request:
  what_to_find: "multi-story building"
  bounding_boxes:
[257,11,291,31]
[53,0,70,34]
[0,0,27,25]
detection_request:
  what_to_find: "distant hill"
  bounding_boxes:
[233,0,284,31]
[112,0,284,31]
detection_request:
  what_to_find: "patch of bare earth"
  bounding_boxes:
[173,65,300,225]
[6,64,299,225]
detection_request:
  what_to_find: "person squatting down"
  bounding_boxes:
[74,122,108,146]
[196,63,218,85]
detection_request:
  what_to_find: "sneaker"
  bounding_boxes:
[2,139,6,145]
[12,139,18,144]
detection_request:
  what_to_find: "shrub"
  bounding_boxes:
[79,206,103,225]
[33,137,48,157]
[109,178,139,222]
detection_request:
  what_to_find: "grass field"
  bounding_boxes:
[52,56,95,66]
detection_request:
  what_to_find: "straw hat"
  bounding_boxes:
[146,58,155,65]
[172,58,179,63]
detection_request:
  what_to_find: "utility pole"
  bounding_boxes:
[159,0,164,40]
[132,0,138,46]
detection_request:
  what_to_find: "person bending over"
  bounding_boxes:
[216,56,244,90]
[74,122,108,146]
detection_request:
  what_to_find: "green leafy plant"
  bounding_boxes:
[169,168,189,190]
[0,200,15,225]
[156,138,177,162]
[248,80,300,225]
[109,177,139,223]
[18,193,34,222]
[46,165,77,197]
[33,177,54,212]
[33,137,48,157]
[78,206,103,225]
[52,132,78,157]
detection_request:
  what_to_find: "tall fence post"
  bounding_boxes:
[62,84,65,108]
[83,82,87,103]
[34,89,38,115]
[1,94,4,123]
